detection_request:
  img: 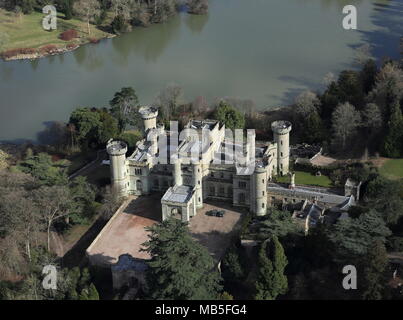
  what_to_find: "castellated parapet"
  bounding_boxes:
[139,106,158,133]
[271,120,292,176]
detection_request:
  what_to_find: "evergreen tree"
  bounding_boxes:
[109,87,140,132]
[382,99,403,158]
[255,235,288,300]
[142,218,222,300]
[213,101,245,130]
[361,240,388,300]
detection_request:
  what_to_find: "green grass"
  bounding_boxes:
[0,9,113,52]
[379,158,403,180]
[276,170,332,188]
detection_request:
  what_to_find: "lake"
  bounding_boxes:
[0,0,401,142]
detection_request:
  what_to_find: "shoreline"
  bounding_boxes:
[1,34,116,62]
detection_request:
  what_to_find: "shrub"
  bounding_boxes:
[1,48,37,59]
[39,45,58,55]
[59,29,79,41]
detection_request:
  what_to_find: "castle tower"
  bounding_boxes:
[192,161,203,209]
[251,166,267,216]
[139,106,158,133]
[107,140,128,196]
[174,158,183,186]
[271,120,292,176]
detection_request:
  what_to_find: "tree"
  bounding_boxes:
[382,99,403,158]
[361,103,382,132]
[109,87,140,131]
[361,240,388,300]
[331,102,361,149]
[213,101,245,130]
[221,245,247,281]
[364,176,403,226]
[251,208,302,240]
[97,111,119,144]
[187,0,209,15]
[142,218,222,299]
[303,111,326,144]
[69,108,102,147]
[295,90,321,118]
[155,83,184,122]
[17,152,69,186]
[255,235,288,300]
[32,185,76,252]
[329,210,391,257]
[73,0,101,35]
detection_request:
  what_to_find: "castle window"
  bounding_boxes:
[220,172,224,179]
[280,152,283,157]
[262,203,265,208]
[238,193,245,204]
[262,191,265,196]
[280,164,283,168]
[209,186,215,195]
[262,179,265,184]
[281,140,283,146]
[228,186,232,196]
[198,197,201,202]
[198,180,201,185]
[239,181,247,189]
[219,186,225,194]
[211,172,215,178]
[135,168,142,175]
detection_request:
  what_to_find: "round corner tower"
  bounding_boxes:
[107,140,128,195]
[252,166,267,216]
[271,120,292,176]
[139,106,158,133]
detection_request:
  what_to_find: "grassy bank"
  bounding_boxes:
[0,9,113,57]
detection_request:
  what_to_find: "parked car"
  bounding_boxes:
[206,209,218,216]
[216,210,226,217]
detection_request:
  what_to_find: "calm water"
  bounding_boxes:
[0,0,402,142]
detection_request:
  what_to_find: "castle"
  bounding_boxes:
[106,106,293,221]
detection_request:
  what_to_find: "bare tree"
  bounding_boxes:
[155,83,184,121]
[99,185,125,220]
[294,90,320,117]
[331,102,361,149]
[73,0,101,35]
[32,186,75,252]
[361,103,382,131]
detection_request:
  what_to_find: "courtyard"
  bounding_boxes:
[86,195,245,267]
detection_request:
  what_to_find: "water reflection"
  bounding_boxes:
[111,15,183,65]
[185,13,209,34]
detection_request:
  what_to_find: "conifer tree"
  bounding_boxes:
[142,218,222,300]
[361,240,388,300]
[255,235,288,300]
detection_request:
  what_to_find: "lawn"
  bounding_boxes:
[379,158,403,180]
[276,170,332,188]
[0,9,113,52]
